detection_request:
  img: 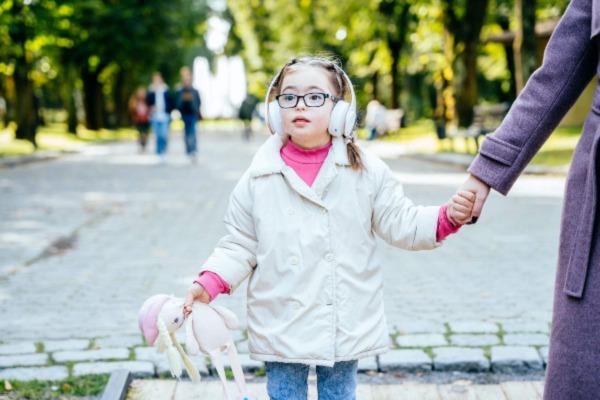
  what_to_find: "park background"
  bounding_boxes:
[0,0,590,165]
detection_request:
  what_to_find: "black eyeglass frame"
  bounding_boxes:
[275,92,341,109]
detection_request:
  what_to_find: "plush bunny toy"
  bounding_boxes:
[138,294,257,400]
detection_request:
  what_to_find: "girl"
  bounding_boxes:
[184,56,474,400]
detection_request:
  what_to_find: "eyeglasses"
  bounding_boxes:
[275,93,338,108]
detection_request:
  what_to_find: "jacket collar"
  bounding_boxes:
[248,134,350,178]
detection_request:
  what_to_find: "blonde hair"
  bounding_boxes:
[269,56,364,170]
[156,313,201,383]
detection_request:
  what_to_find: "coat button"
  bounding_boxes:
[290,256,299,265]
[286,207,294,215]
[291,301,300,310]
[325,252,333,262]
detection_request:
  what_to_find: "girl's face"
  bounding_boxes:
[279,65,336,149]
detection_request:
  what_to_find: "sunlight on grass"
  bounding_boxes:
[374,120,580,166]
[0,123,137,158]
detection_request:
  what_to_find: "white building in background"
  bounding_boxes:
[193,56,247,119]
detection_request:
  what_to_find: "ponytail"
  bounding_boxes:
[346,141,364,170]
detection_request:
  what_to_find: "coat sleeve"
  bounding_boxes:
[200,172,258,292]
[468,0,598,195]
[372,160,440,250]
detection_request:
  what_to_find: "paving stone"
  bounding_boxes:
[503,333,549,346]
[95,335,143,349]
[450,334,500,347]
[491,346,544,373]
[0,366,69,381]
[220,352,263,372]
[501,321,550,334]
[0,353,48,368]
[0,341,37,355]
[378,349,432,372]
[235,340,249,353]
[357,357,378,372]
[390,320,446,334]
[432,347,490,372]
[448,321,499,334]
[53,348,130,363]
[72,361,154,378]
[135,346,209,377]
[396,334,447,347]
[44,339,90,352]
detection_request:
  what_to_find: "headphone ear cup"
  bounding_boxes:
[328,100,350,137]
[268,100,284,136]
[344,105,356,137]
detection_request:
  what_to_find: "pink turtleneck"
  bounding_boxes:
[280,139,332,186]
[195,139,459,300]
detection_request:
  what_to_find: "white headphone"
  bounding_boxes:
[265,61,357,141]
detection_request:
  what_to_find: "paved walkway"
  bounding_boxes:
[0,127,564,389]
[128,379,545,400]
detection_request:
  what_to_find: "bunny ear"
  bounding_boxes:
[138,294,171,346]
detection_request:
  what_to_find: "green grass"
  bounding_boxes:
[0,118,582,167]
[376,120,581,166]
[0,374,109,399]
[0,122,137,158]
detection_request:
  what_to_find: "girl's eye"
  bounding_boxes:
[309,94,321,101]
[284,95,295,101]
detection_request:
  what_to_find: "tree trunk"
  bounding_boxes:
[10,3,37,146]
[387,3,410,110]
[453,0,489,127]
[113,69,132,128]
[13,66,37,147]
[82,68,104,131]
[514,0,537,94]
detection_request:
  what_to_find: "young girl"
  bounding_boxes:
[183,56,474,400]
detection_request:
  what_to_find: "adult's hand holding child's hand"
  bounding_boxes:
[447,190,476,226]
[183,282,210,318]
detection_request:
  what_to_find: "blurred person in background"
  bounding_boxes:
[129,87,150,153]
[146,72,172,163]
[175,66,202,163]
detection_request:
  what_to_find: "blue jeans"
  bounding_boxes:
[151,119,169,155]
[266,361,357,400]
[182,114,198,155]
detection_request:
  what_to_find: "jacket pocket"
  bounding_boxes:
[478,135,521,167]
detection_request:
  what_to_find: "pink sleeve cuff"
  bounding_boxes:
[195,271,230,301]
[436,204,461,242]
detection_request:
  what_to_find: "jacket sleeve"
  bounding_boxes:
[468,0,598,195]
[200,172,257,292]
[372,161,440,250]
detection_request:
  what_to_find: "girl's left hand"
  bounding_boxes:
[447,190,476,226]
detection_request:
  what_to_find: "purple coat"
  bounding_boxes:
[469,0,600,398]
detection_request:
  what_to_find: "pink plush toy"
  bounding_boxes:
[138,294,258,400]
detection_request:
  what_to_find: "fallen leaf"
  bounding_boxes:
[4,380,12,391]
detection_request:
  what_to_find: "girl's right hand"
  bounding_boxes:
[183,282,211,318]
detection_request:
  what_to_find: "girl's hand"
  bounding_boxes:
[183,282,210,318]
[447,190,476,226]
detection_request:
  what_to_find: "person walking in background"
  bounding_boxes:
[238,93,258,141]
[365,99,387,140]
[458,0,600,398]
[146,72,172,163]
[182,56,475,400]
[129,87,150,153]
[175,66,201,163]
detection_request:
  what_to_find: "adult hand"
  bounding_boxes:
[183,282,210,318]
[459,174,491,223]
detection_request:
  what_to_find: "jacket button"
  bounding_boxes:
[325,253,333,262]
[291,301,300,310]
[290,256,299,265]
[286,207,294,215]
